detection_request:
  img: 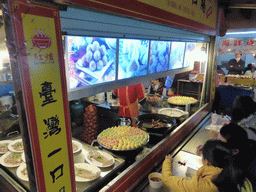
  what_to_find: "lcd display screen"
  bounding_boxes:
[148,40,170,74]
[118,39,149,79]
[184,42,197,67]
[66,36,117,90]
[169,42,186,70]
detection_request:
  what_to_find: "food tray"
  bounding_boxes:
[76,59,114,81]
[97,126,149,152]
[158,108,185,118]
[167,96,198,106]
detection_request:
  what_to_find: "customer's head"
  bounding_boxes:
[231,95,256,123]
[202,139,233,168]
[219,123,248,144]
[202,139,245,192]
[218,123,249,155]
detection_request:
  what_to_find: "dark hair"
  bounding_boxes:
[220,123,253,170]
[202,140,245,192]
[231,95,256,123]
[220,123,248,148]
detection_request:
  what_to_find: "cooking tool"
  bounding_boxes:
[0,110,20,139]
[115,117,131,126]
[145,94,170,108]
[95,127,149,153]
[158,108,185,118]
[134,114,176,134]
[167,96,198,106]
[109,101,120,111]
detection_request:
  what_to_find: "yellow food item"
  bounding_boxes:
[167,96,198,105]
[98,126,148,150]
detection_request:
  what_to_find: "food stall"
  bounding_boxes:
[0,0,220,191]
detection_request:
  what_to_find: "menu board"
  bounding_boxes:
[66,36,117,90]
[184,42,197,67]
[148,40,170,74]
[169,42,186,70]
[118,39,149,79]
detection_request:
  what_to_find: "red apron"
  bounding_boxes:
[115,84,144,127]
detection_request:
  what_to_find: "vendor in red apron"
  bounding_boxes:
[113,83,154,127]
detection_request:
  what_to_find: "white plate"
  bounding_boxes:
[21,152,26,162]
[0,140,12,154]
[16,163,29,181]
[0,151,23,167]
[85,150,115,168]
[8,139,24,153]
[72,140,82,154]
[74,163,101,182]
[158,108,185,118]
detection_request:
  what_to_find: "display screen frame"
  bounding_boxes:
[65,35,117,92]
[169,41,186,70]
[148,40,171,74]
[183,42,198,68]
[118,38,150,80]
[64,34,201,95]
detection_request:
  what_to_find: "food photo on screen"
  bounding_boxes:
[118,39,149,79]
[148,40,170,74]
[183,42,197,67]
[66,36,117,90]
[169,42,185,70]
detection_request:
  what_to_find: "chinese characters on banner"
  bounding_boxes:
[219,38,256,54]
[138,0,217,28]
[10,1,75,191]
[60,0,218,35]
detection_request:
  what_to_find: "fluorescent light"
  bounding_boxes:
[226,31,256,35]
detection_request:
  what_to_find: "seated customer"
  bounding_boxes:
[162,139,253,192]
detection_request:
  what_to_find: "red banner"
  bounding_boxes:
[60,0,218,36]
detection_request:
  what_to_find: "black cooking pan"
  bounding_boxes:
[134,114,176,134]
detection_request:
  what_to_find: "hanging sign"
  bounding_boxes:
[60,0,218,36]
[219,38,256,54]
[9,0,75,191]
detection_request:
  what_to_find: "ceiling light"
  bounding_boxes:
[226,31,256,35]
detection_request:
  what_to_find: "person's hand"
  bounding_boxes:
[165,155,173,163]
[165,154,172,159]
[196,145,203,156]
